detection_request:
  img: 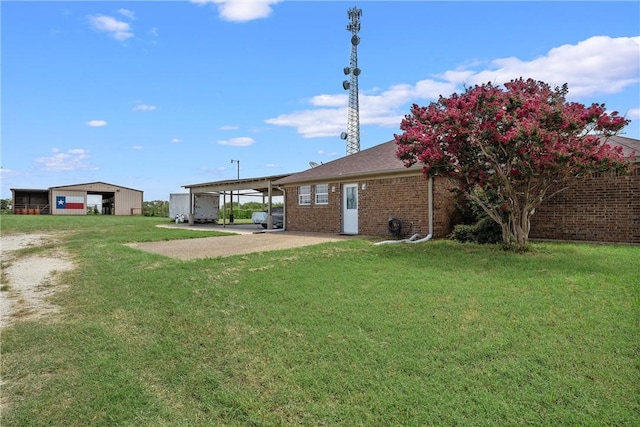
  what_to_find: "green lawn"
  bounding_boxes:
[1,215,638,426]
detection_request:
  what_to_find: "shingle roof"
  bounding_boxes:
[274,140,420,185]
[606,135,639,159]
[275,135,639,186]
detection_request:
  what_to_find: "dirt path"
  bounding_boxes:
[0,234,74,328]
[128,230,353,260]
[0,230,353,326]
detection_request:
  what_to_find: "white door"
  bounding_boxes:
[342,183,358,234]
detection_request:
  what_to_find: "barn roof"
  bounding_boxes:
[12,182,143,193]
[49,181,143,193]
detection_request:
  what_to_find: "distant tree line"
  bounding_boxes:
[142,200,282,218]
[1,198,11,214]
[0,198,283,218]
[143,200,170,217]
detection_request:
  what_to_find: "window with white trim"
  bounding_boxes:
[298,185,311,205]
[315,184,328,205]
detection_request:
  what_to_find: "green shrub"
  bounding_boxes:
[451,193,503,245]
[450,224,477,243]
[450,215,502,245]
[475,217,503,244]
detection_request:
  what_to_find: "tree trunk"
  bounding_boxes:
[502,209,531,246]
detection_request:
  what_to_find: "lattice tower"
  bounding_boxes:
[342,6,362,155]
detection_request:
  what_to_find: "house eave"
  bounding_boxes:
[275,166,423,186]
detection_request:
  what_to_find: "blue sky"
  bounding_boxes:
[2,1,639,201]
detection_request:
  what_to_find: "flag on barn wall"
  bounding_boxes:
[56,196,84,209]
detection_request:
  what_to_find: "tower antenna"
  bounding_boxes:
[340,6,362,155]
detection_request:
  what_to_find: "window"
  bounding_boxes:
[315,184,328,205]
[346,186,357,209]
[298,185,311,205]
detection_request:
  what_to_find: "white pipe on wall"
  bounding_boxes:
[374,176,433,246]
[408,176,433,243]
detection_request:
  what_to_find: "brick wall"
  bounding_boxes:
[283,174,461,238]
[530,162,639,244]
[285,184,341,234]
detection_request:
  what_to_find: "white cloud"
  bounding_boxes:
[466,36,640,98]
[149,27,159,37]
[266,35,640,139]
[190,0,281,22]
[626,108,640,121]
[219,125,240,130]
[132,146,143,150]
[35,148,91,172]
[318,150,337,157]
[217,137,255,146]
[266,108,345,138]
[86,120,107,127]
[89,15,134,41]
[0,167,16,176]
[117,8,135,20]
[132,103,157,112]
[171,138,183,143]
[310,94,347,107]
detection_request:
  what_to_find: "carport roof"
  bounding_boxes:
[183,173,294,194]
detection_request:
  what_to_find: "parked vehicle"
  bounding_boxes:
[251,211,267,225]
[169,193,219,223]
[253,207,284,229]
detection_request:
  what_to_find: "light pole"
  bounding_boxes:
[230,159,239,223]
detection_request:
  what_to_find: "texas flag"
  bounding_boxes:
[56,196,84,210]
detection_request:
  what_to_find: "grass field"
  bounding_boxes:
[1,215,639,426]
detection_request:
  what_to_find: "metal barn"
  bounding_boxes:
[11,181,143,216]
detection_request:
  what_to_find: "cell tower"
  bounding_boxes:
[340,6,362,155]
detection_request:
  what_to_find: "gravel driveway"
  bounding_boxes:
[128,226,354,260]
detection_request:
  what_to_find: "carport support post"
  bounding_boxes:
[229,190,233,224]
[267,182,273,229]
[222,192,226,227]
[188,192,194,226]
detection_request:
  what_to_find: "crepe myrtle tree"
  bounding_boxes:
[395,78,631,246]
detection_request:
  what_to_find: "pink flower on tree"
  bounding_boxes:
[395,78,632,245]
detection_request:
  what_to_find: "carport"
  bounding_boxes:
[183,173,292,229]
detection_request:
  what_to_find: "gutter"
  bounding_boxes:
[274,166,421,187]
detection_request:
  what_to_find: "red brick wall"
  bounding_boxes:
[284,184,341,233]
[283,174,461,238]
[530,163,639,244]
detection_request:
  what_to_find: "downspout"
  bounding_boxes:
[408,176,433,243]
[374,176,433,245]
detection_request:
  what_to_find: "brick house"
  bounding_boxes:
[529,135,639,244]
[273,140,461,238]
[274,136,639,243]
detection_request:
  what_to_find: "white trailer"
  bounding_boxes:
[169,193,219,223]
